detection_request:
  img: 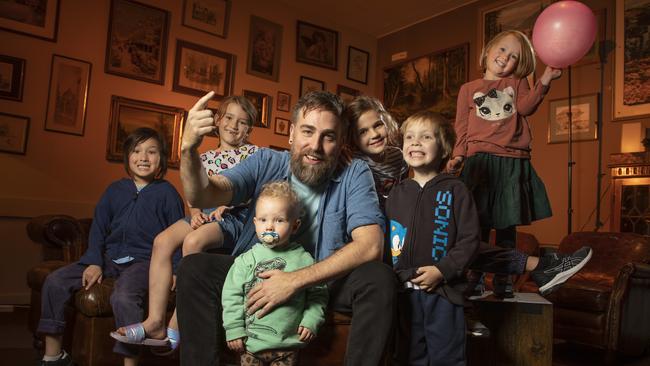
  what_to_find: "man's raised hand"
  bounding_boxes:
[182,91,217,150]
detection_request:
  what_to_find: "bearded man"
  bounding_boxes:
[175,90,395,366]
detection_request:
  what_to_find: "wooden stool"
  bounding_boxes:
[467,292,553,366]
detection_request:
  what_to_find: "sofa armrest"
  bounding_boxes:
[608,262,650,356]
[27,215,86,262]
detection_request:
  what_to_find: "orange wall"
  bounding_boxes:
[377,0,649,245]
[0,0,376,303]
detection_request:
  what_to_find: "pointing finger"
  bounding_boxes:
[190,91,215,112]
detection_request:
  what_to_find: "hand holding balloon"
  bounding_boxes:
[540,66,563,86]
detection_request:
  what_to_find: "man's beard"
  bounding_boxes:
[290,147,337,187]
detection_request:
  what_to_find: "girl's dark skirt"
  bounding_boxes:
[460,152,552,230]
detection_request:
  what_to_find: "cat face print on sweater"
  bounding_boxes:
[473,86,516,121]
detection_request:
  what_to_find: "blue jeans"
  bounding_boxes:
[37,259,150,357]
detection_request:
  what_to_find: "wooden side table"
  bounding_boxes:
[468,292,553,366]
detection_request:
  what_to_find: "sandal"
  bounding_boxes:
[151,327,180,356]
[110,323,170,346]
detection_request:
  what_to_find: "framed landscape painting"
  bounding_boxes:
[0,0,59,41]
[45,55,92,136]
[383,43,468,123]
[105,0,169,85]
[548,94,598,144]
[173,40,234,99]
[107,96,185,168]
[613,0,650,120]
[182,0,230,38]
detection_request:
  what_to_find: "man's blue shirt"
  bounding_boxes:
[221,148,384,261]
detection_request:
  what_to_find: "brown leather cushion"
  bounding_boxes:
[546,281,612,312]
[559,232,650,288]
[27,261,67,290]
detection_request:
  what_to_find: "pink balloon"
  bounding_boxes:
[532,1,597,68]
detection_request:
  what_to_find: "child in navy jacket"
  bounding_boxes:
[37,128,184,366]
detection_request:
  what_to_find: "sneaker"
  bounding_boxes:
[39,350,72,366]
[492,274,514,299]
[466,319,491,338]
[531,246,593,296]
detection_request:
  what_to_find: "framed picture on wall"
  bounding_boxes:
[296,21,338,70]
[107,96,185,168]
[105,0,169,85]
[337,84,360,104]
[299,76,325,97]
[182,0,230,38]
[274,117,290,136]
[384,43,468,123]
[277,91,291,112]
[479,0,550,54]
[347,46,369,84]
[173,40,234,99]
[45,55,92,136]
[0,0,59,41]
[0,112,29,155]
[243,89,271,128]
[548,94,598,144]
[247,15,282,81]
[0,54,25,101]
[614,0,650,120]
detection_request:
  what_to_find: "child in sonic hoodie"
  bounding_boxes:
[386,111,479,366]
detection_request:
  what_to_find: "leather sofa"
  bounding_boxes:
[521,231,650,358]
[26,215,362,366]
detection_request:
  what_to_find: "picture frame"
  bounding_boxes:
[243,89,271,128]
[337,84,360,104]
[182,0,230,38]
[45,55,92,136]
[548,93,598,144]
[277,91,291,112]
[299,76,325,97]
[0,54,25,101]
[105,0,169,85]
[479,0,550,56]
[106,96,185,168]
[0,0,59,41]
[383,43,468,123]
[347,46,369,84]
[0,112,29,155]
[247,15,282,82]
[574,8,607,67]
[274,117,290,136]
[296,21,338,70]
[173,40,234,99]
[613,0,650,120]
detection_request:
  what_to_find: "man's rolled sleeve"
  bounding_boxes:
[345,160,385,235]
[220,149,266,206]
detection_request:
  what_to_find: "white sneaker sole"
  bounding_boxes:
[538,248,592,295]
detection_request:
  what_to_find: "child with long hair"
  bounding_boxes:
[112,94,258,351]
[447,30,562,297]
[344,95,409,209]
[37,128,184,366]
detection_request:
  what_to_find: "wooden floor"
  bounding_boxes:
[3,305,648,365]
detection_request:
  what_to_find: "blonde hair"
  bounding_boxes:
[214,95,257,134]
[344,95,401,150]
[400,111,456,170]
[257,181,302,220]
[480,30,536,79]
